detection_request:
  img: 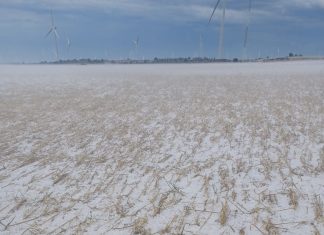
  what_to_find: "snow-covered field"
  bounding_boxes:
[0,61,323,235]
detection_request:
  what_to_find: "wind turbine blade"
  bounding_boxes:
[45,28,53,38]
[208,0,221,24]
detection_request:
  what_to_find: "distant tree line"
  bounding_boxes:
[39,53,309,65]
[289,53,303,57]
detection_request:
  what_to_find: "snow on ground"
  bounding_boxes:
[0,61,323,234]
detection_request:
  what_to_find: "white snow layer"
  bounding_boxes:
[0,61,323,234]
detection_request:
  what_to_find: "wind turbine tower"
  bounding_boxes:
[199,34,203,58]
[133,36,140,60]
[45,10,60,61]
[219,0,227,59]
[209,0,227,59]
[66,37,71,59]
[243,0,252,60]
[67,38,71,52]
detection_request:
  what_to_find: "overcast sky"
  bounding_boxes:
[0,0,323,62]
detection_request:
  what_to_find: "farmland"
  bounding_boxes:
[0,61,323,234]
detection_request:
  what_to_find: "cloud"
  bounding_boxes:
[4,0,324,10]
[0,1,274,25]
[0,0,322,28]
[0,8,45,26]
[286,0,324,8]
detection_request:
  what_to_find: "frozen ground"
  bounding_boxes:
[0,61,323,235]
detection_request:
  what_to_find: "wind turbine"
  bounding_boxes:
[209,0,227,59]
[133,36,139,60]
[243,0,252,60]
[45,10,59,61]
